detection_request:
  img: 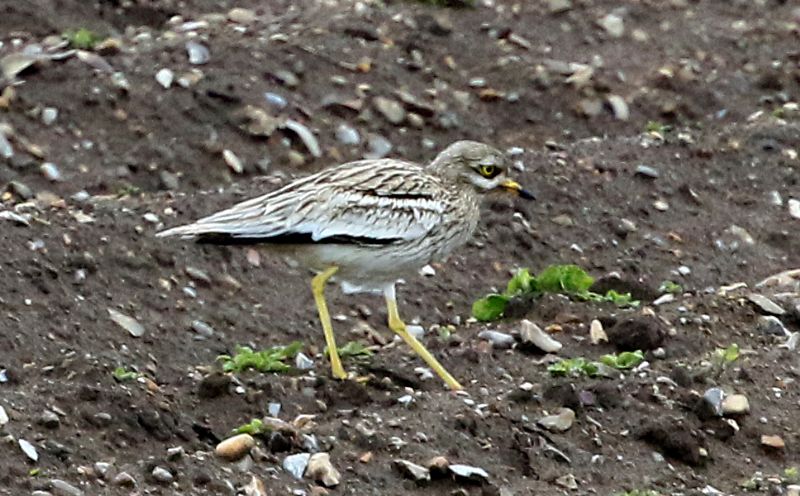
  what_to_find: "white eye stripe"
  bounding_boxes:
[470,174,503,191]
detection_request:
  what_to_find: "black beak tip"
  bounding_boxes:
[519,188,536,200]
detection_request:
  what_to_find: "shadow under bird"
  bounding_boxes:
[157,140,534,390]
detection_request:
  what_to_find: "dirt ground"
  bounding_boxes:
[1,0,799,495]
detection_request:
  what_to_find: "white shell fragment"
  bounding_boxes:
[19,439,38,461]
[282,119,322,158]
[519,319,562,352]
[108,308,145,337]
[589,319,608,344]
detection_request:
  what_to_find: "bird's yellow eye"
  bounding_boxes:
[479,165,499,178]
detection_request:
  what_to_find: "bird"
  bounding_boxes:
[157,140,534,390]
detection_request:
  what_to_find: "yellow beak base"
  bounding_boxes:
[499,179,535,200]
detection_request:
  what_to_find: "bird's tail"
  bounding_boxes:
[155,224,203,239]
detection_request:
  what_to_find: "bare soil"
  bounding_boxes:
[1,1,799,495]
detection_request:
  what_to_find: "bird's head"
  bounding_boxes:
[430,140,535,200]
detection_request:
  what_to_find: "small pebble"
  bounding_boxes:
[419,264,436,277]
[478,330,515,349]
[789,199,800,219]
[112,472,136,487]
[538,408,576,432]
[166,447,184,460]
[228,7,257,24]
[191,320,215,338]
[365,134,392,159]
[39,410,60,429]
[634,164,660,178]
[722,394,750,416]
[747,293,786,315]
[394,459,431,482]
[273,69,299,88]
[335,124,360,145]
[152,466,173,484]
[700,387,725,418]
[264,92,287,109]
[757,315,789,336]
[42,107,58,125]
[761,434,785,449]
[590,319,608,344]
[406,325,424,340]
[108,308,145,337]
[41,162,62,182]
[373,96,405,124]
[155,68,174,88]
[216,434,255,460]
[653,199,669,211]
[598,13,624,37]
[223,149,244,174]
[449,464,489,483]
[306,453,341,487]
[653,293,675,306]
[781,332,799,351]
[295,352,314,370]
[186,41,210,65]
[283,453,311,480]
[519,319,562,352]
[555,474,579,490]
[50,479,83,496]
[142,212,159,224]
[607,94,629,120]
[19,439,38,461]
[283,119,321,158]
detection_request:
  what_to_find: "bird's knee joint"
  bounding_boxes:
[388,318,406,334]
[311,266,339,292]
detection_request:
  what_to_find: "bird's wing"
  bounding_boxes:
[156,159,447,245]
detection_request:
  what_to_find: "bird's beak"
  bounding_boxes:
[499,179,536,200]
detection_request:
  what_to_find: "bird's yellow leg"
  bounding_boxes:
[384,286,463,391]
[311,266,347,380]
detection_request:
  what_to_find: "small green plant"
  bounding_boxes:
[658,280,683,294]
[600,351,645,369]
[112,366,141,382]
[548,351,644,377]
[63,28,105,50]
[232,418,268,436]
[713,343,740,366]
[645,121,671,135]
[115,183,142,198]
[547,357,601,377]
[581,289,637,306]
[335,341,373,362]
[218,342,303,373]
[784,466,799,483]
[472,265,638,321]
[29,468,41,477]
[740,471,765,491]
[707,343,740,378]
